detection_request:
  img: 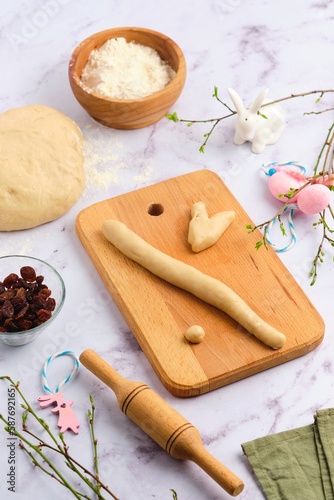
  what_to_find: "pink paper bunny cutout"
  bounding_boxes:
[38,392,80,434]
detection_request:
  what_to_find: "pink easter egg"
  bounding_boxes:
[297,184,331,214]
[268,171,305,202]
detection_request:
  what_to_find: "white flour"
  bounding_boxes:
[81,37,176,100]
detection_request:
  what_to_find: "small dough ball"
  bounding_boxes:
[0,104,85,231]
[185,325,205,344]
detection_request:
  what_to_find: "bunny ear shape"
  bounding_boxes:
[249,88,269,113]
[227,88,246,114]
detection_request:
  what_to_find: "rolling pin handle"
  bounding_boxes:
[79,349,139,405]
[186,444,244,496]
[169,424,244,496]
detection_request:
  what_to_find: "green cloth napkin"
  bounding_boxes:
[241,409,334,500]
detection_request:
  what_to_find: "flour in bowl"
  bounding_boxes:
[81,37,176,100]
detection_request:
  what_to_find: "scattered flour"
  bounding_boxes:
[133,161,154,185]
[0,237,33,257]
[83,124,125,193]
[81,37,176,99]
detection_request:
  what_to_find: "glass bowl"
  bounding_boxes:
[0,255,65,346]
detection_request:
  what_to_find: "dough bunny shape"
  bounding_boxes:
[188,202,235,252]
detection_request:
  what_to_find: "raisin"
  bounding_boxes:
[3,273,19,288]
[4,320,19,332]
[25,289,36,303]
[12,278,27,289]
[0,289,16,302]
[20,266,37,282]
[38,287,51,299]
[15,304,30,320]
[15,319,33,331]
[33,295,48,309]
[36,275,44,285]
[26,282,38,291]
[2,300,14,318]
[11,288,27,309]
[15,287,27,298]
[46,297,56,311]
[37,309,52,322]
[23,312,36,321]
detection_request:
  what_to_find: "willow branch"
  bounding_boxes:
[0,413,83,499]
[88,394,101,495]
[260,89,334,108]
[0,376,119,500]
[313,122,334,175]
[167,88,334,152]
[21,423,117,499]
[305,107,334,115]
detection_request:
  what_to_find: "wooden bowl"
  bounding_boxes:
[68,27,187,129]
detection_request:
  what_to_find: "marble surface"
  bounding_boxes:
[0,1,333,499]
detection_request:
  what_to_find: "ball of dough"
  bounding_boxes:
[185,325,206,344]
[0,104,85,231]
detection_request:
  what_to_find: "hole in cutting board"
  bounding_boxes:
[147,203,164,216]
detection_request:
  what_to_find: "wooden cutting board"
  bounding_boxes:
[76,170,324,397]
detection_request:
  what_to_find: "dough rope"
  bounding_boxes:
[102,220,286,349]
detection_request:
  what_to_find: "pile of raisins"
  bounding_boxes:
[0,266,56,333]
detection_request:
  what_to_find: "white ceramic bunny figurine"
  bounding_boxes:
[227,88,285,153]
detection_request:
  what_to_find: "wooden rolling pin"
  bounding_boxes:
[80,349,244,497]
